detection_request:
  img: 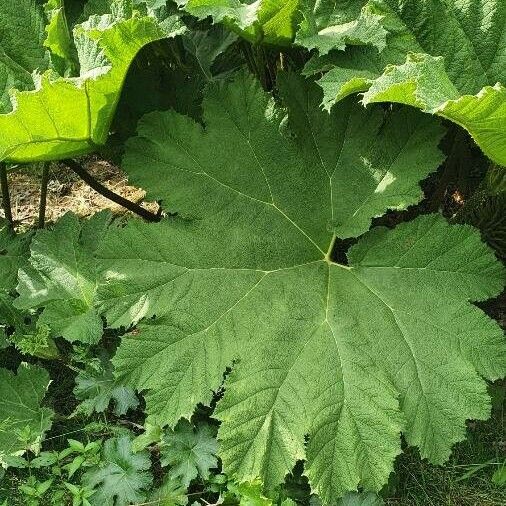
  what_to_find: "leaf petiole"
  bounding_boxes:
[66,159,161,223]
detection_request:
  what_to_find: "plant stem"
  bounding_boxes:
[38,163,50,228]
[65,159,161,222]
[325,234,338,263]
[0,163,13,231]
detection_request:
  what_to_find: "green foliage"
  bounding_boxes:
[455,165,506,259]
[182,1,506,165]
[0,1,505,505]
[2,435,104,505]
[44,0,78,74]
[82,435,153,505]
[336,492,384,505]
[0,0,50,112]
[300,0,506,166]
[3,68,504,503]
[113,21,241,141]
[0,225,30,292]
[182,24,239,80]
[0,0,185,163]
[148,476,189,505]
[119,71,444,242]
[73,354,139,417]
[295,1,388,55]
[18,476,54,506]
[492,463,506,486]
[0,363,54,460]
[16,212,111,344]
[6,317,59,360]
[160,419,218,486]
[179,0,301,45]
[226,479,272,505]
[102,71,503,500]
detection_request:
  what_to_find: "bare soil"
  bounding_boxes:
[0,158,158,231]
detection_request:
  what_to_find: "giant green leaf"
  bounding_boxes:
[15,71,502,499]
[104,214,505,501]
[0,363,54,458]
[179,0,300,45]
[302,0,506,165]
[0,0,185,163]
[84,72,505,501]
[0,0,50,113]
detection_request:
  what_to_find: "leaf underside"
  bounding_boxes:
[0,1,185,163]
[180,0,301,45]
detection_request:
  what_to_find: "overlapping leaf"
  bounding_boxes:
[0,363,54,458]
[0,223,34,348]
[0,0,185,163]
[74,356,139,416]
[148,475,189,505]
[16,212,111,343]
[44,0,78,74]
[179,0,300,45]
[83,436,153,506]
[0,297,58,359]
[114,22,239,139]
[301,0,506,165]
[160,420,218,486]
[0,223,30,293]
[0,0,50,113]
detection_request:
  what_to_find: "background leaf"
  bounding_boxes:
[83,435,153,506]
[0,363,54,459]
[160,419,218,486]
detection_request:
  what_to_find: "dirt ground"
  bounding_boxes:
[0,158,158,231]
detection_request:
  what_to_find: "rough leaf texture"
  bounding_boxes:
[16,212,110,344]
[83,72,506,501]
[302,0,506,166]
[0,363,54,458]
